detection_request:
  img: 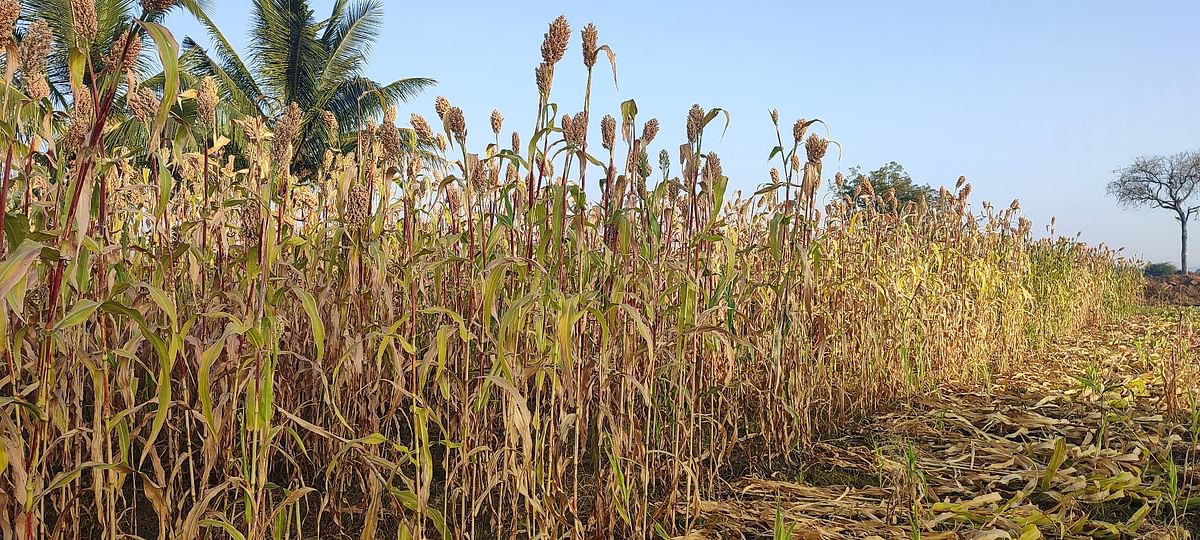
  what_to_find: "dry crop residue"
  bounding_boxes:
[682,311,1200,539]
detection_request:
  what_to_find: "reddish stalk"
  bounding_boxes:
[0,143,15,255]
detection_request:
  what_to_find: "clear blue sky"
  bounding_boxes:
[167,1,1200,266]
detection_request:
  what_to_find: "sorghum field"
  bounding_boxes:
[0,2,1195,539]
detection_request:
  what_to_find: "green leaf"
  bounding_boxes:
[197,327,239,436]
[292,287,325,363]
[53,300,100,331]
[45,461,121,494]
[155,154,171,219]
[199,518,247,540]
[0,396,41,420]
[357,433,386,445]
[0,240,43,300]
[136,21,181,149]
[140,318,191,467]
[70,166,95,260]
[144,282,178,329]
[66,48,86,95]
[702,107,731,140]
[620,99,638,124]
[2,212,32,250]
[1041,437,1067,491]
[100,300,152,334]
[710,174,728,223]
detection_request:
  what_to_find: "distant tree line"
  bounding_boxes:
[1143,262,1178,277]
[835,161,935,211]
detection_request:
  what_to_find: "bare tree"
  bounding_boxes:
[1108,151,1200,273]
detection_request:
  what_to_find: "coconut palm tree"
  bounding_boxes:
[178,0,434,176]
[4,0,179,157]
[13,0,169,107]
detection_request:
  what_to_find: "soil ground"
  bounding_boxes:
[1146,275,1200,306]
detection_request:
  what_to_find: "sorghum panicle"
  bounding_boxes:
[793,118,808,144]
[410,113,433,141]
[805,133,828,164]
[434,96,450,120]
[581,22,598,68]
[446,107,467,145]
[535,63,552,99]
[140,0,177,12]
[19,20,52,99]
[686,104,705,144]
[72,0,98,44]
[490,109,503,136]
[0,1,17,50]
[541,15,570,65]
[197,76,219,128]
[641,118,659,145]
[601,114,616,151]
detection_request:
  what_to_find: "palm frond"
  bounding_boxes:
[181,37,262,118]
[250,0,323,112]
[174,0,431,176]
[317,0,350,43]
[316,0,382,94]
[178,0,265,105]
[361,77,437,113]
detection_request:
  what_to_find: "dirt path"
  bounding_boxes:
[684,310,1200,539]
